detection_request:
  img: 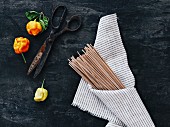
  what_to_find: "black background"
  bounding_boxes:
[0,0,169,127]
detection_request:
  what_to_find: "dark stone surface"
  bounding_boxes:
[0,0,169,127]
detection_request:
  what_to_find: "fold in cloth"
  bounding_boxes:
[72,14,155,127]
[92,88,155,127]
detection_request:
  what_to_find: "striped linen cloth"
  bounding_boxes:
[72,14,155,127]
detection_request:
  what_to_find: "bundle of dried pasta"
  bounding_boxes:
[68,44,125,90]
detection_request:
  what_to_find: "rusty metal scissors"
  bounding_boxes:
[27,6,81,78]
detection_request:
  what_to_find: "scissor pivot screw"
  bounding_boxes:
[48,38,53,42]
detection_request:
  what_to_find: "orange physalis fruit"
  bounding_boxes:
[26,20,42,36]
[13,37,30,54]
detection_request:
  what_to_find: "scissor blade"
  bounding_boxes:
[27,42,47,75]
[33,41,53,78]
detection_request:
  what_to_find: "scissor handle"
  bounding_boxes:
[65,15,82,32]
[51,6,67,30]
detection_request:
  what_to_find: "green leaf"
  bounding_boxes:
[38,13,49,31]
[39,14,49,31]
[25,11,40,20]
[43,16,49,27]
[39,19,46,31]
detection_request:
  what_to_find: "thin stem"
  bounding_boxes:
[40,12,44,16]
[39,12,44,20]
[21,53,26,64]
[41,79,45,88]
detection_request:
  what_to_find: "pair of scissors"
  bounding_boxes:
[27,6,82,78]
